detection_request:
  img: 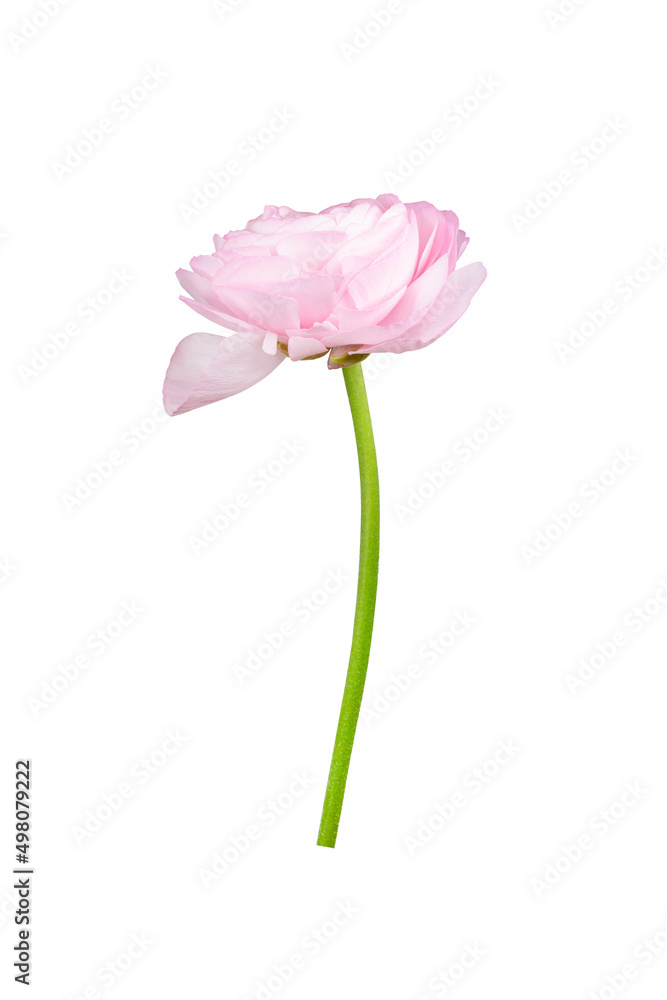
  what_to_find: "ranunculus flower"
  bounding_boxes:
[163,192,486,416]
[162,194,488,846]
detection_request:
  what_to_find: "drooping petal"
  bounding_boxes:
[163,332,284,416]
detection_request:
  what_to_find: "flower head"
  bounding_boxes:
[163,194,486,415]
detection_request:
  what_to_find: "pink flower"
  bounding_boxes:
[163,194,486,415]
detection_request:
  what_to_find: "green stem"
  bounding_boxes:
[317,362,380,848]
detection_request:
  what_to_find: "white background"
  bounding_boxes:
[2,0,666,997]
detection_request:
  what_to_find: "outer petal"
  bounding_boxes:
[335,285,408,332]
[211,283,300,333]
[177,267,222,309]
[380,254,452,325]
[456,230,470,259]
[163,332,284,416]
[357,262,487,355]
[179,294,260,334]
[407,203,459,276]
[287,336,328,360]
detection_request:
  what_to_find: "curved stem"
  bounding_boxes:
[317,362,380,848]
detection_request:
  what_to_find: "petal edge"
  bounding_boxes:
[163,331,284,416]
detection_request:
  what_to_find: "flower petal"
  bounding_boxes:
[358,262,487,355]
[212,283,300,333]
[178,294,259,334]
[334,285,408,332]
[456,230,470,259]
[381,253,452,325]
[163,332,284,415]
[267,274,337,328]
[275,230,346,268]
[342,214,420,311]
[287,336,328,360]
[408,203,460,276]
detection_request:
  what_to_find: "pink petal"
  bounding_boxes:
[325,203,408,274]
[163,332,284,416]
[275,230,346,267]
[381,254,452,325]
[211,283,300,333]
[267,274,337,328]
[376,193,402,210]
[219,255,302,286]
[408,203,460,275]
[335,285,408,333]
[359,262,487,355]
[179,294,259,334]
[189,255,225,280]
[342,215,420,310]
[287,336,328,360]
[177,267,221,309]
[262,331,278,354]
[457,230,470,258]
